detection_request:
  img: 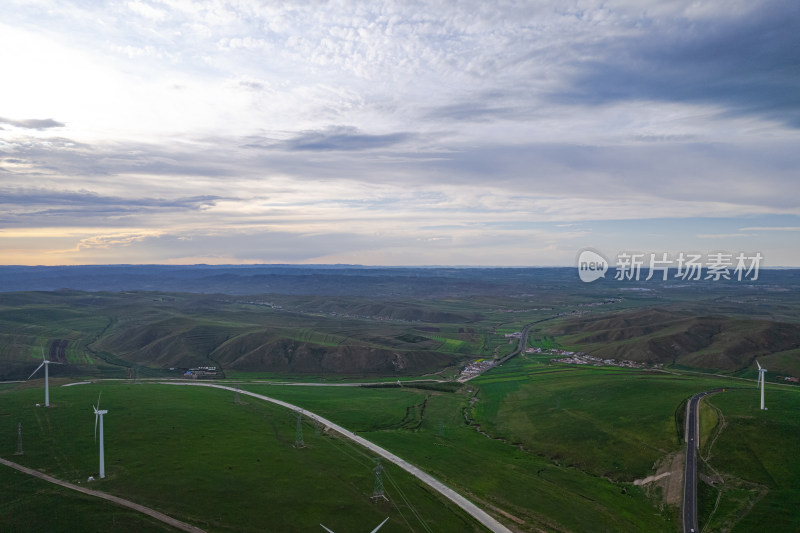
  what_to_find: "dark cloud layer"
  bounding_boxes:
[0,187,222,226]
[0,117,65,129]
[282,126,414,151]
[555,1,800,127]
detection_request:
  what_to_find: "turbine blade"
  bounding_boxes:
[756,360,761,370]
[41,347,46,361]
[97,392,102,410]
[371,517,390,533]
[319,525,336,533]
[94,412,98,442]
[28,362,44,380]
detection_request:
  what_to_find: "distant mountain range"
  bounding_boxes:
[2,264,799,297]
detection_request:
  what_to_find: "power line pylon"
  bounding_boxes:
[294,412,305,448]
[15,421,23,455]
[371,458,388,501]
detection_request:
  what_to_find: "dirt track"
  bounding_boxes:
[0,457,205,533]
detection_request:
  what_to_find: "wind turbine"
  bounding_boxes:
[28,347,63,407]
[93,393,109,478]
[757,360,767,410]
[320,517,389,533]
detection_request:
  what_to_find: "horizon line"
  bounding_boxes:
[2,263,800,270]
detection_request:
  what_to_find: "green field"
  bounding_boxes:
[699,387,800,532]
[1,278,799,532]
[0,383,481,533]
[0,465,177,533]
[3,362,799,531]
[243,381,677,532]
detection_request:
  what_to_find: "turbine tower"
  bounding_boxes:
[93,393,109,478]
[28,347,63,407]
[757,360,767,410]
[320,517,389,533]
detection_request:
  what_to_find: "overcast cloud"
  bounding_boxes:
[0,0,798,266]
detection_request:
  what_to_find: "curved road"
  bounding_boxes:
[683,389,721,533]
[162,382,513,533]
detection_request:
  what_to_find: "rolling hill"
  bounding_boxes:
[0,290,469,380]
[547,308,800,374]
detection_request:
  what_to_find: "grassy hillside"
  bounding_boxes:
[245,382,678,532]
[0,382,481,532]
[699,387,800,532]
[546,308,800,375]
[3,360,798,531]
[2,282,799,381]
[0,291,483,380]
[0,466,178,533]
[463,356,800,531]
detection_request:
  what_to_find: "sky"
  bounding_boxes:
[1,0,799,267]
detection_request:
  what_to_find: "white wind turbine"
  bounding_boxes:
[93,393,109,478]
[28,347,63,407]
[320,517,389,533]
[757,360,767,410]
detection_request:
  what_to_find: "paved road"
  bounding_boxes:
[163,382,513,533]
[0,457,205,532]
[459,321,537,382]
[683,389,721,533]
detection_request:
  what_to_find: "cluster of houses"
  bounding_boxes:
[498,307,554,313]
[459,359,496,379]
[183,366,219,377]
[576,298,622,307]
[525,347,660,369]
[241,300,283,310]
[549,352,661,369]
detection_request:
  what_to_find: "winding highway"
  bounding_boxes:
[683,389,721,533]
[162,382,513,533]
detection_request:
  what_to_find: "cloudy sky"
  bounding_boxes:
[1,0,798,266]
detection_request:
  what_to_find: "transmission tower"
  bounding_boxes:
[371,458,388,501]
[15,421,23,455]
[134,366,141,384]
[294,412,305,448]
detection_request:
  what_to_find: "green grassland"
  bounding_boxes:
[245,381,677,532]
[469,357,735,480]
[3,364,798,531]
[238,366,798,532]
[1,278,799,532]
[0,466,177,533]
[699,387,800,532]
[0,382,481,533]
